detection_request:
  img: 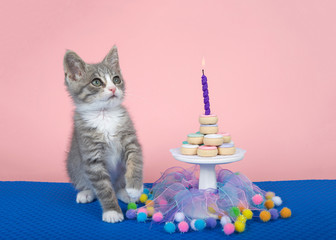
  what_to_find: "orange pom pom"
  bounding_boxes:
[259,210,271,222]
[145,200,154,207]
[280,207,292,218]
[264,199,275,209]
[238,203,247,212]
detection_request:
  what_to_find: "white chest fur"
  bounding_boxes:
[80,107,124,177]
[81,107,123,139]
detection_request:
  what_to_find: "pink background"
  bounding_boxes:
[1,0,335,183]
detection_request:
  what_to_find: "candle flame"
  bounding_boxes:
[202,57,205,68]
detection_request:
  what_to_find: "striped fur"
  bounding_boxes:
[64,46,143,223]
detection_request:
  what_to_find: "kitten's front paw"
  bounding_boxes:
[76,190,95,204]
[116,189,131,203]
[102,210,124,223]
[126,187,143,203]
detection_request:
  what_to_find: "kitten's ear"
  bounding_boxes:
[103,45,119,67]
[63,50,86,81]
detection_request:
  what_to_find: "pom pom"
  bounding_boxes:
[164,222,176,234]
[207,206,216,214]
[280,207,292,218]
[159,199,168,206]
[223,223,235,235]
[178,221,189,233]
[264,199,275,209]
[206,217,217,229]
[220,215,231,226]
[269,208,279,220]
[238,203,247,212]
[194,219,206,231]
[236,215,247,224]
[242,209,253,220]
[265,191,275,200]
[147,206,155,217]
[252,194,263,205]
[152,212,163,222]
[145,200,154,207]
[137,212,147,222]
[127,202,137,210]
[272,196,282,206]
[125,209,137,219]
[259,210,271,222]
[234,221,245,233]
[143,188,150,195]
[139,193,148,203]
[174,212,185,222]
[190,219,197,231]
[229,207,240,217]
[137,208,147,215]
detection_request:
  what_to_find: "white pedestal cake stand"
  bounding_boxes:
[170,148,246,190]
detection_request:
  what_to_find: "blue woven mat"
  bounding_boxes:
[0,180,335,239]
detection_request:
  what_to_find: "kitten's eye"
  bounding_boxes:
[91,78,103,87]
[113,76,121,84]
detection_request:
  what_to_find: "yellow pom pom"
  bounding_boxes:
[145,200,154,207]
[234,221,245,233]
[280,207,292,218]
[147,206,155,217]
[242,209,253,220]
[139,194,148,203]
[259,210,271,222]
[208,206,216,214]
[236,215,247,224]
[265,191,275,200]
[264,199,275,209]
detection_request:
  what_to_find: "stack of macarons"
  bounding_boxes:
[180,114,236,157]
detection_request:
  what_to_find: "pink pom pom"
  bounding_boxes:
[178,221,189,233]
[252,194,263,205]
[223,223,235,235]
[159,199,168,205]
[137,208,148,215]
[152,212,163,222]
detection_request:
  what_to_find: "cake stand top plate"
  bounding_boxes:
[170,147,246,165]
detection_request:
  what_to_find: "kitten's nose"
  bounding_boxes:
[109,88,116,94]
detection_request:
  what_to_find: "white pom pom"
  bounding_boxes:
[272,196,282,206]
[190,219,197,231]
[220,215,231,226]
[174,212,185,222]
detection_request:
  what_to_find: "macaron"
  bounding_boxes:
[199,114,218,125]
[197,145,218,157]
[218,142,236,155]
[203,134,224,146]
[200,124,218,134]
[181,144,198,155]
[219,132,231,143]
[187,133,204,145]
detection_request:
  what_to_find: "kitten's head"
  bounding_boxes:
[63,46,125,110]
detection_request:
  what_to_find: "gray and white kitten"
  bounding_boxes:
[64,46,143,223]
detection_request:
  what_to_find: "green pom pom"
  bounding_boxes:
[127,202,137,210]
[229,207,240,217]
[195,131,201,134]
[182,141,188,144]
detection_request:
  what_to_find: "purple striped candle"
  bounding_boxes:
[201,58,211,115]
